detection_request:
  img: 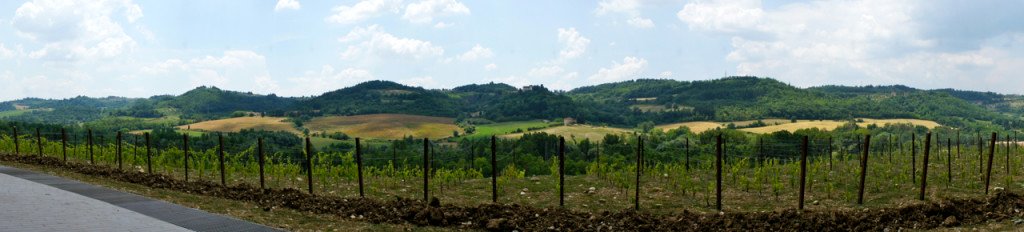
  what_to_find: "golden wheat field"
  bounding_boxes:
[178,116,300,134]
[304,114,461,139]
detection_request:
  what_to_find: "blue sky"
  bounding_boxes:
[0,0,1022,101]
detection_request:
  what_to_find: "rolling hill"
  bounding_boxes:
[2,76,1021,134]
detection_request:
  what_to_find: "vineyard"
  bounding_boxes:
[2,124,1024,229]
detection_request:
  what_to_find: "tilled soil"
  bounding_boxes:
[3,153,1022,231]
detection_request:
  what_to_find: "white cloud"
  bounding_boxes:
[595,0,654,28]
[274,0,301,11]
[433,22,452,29]
[282,65,374,96]
[484,63,497,71]
[325,0,401,24]
[338,25,444,60]
[589,56,647,82]
[455,44,494,62]
[12,0,143,61]
[676,0,762,33]
[557,28,590,62]
[0,43,15,59]
[627,17,654,28]
[595,0,639,16]
[675,0,1011,88]
[402,0,470,24]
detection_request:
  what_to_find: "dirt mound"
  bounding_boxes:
[3,153,1022,231]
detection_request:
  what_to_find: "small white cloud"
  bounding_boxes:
[595,0,639,16]
[403,0,470,24]
[627,17,654,28]
[325,0,401,24]
[433,22,452,28]
[338,25,445,60]
[455,44,494,62]
[275,0,301,11]
[484,63,497,71]
[0,43,15,59]
[676,0,763,32]
[595,0,653,28]
[589,56,648,82]
[557,28,590,62]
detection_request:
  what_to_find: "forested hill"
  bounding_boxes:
[566,77,1019,129]
[156,86,298,119]
[1,77,1022,130]
[296,80,461,117]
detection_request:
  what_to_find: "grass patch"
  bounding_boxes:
[0,108,50,118]
[500,125,632,141]
[466,120,550,139]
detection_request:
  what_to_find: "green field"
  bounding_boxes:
[465,120,552,139]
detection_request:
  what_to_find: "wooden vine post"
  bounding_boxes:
[116,131,122,169]
[716,134,723,211]
[423,138,430,202]
[356,138,364,198]
[305,136,314,195]
[858,134,871,205]
[635,135,642,210]
[145,133,152,174]
[12,126,18,154]
[919,132,931,200]
[61,128,67,162]
[559,136,566,208]
[491,135,497,203]
[183,134,189,182]
[985,132,996,194]
[947,138,952,185]
[218,133,226,186]
[685,138,691,171]
[36,128,42,157]
[799,136,808,210]
[258,137,265,190]
[88,129,93,164]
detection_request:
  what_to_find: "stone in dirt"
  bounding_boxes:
[486,218,507,231]
[941,216,958,227]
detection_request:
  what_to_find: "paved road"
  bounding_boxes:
[0,166,280,232]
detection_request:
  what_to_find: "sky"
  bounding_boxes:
[0,0,1022,101]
